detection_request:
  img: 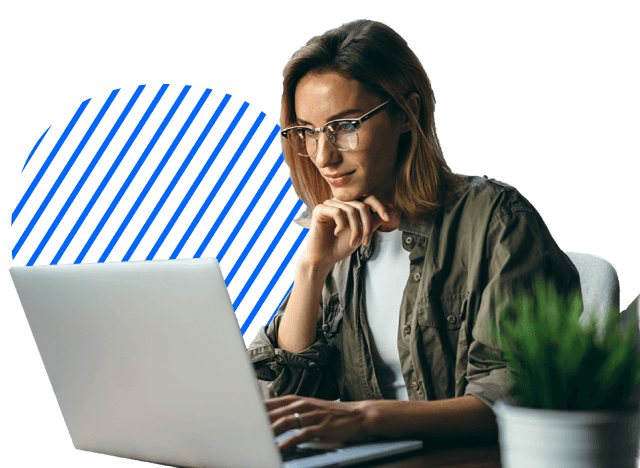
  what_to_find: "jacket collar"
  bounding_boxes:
[399,215,432,237]
[357,214,433,260]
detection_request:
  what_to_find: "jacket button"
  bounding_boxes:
[405,236,413,245]
[413,273,421,281]
[402,325,411,334]
[447,315,456,324]
[322,323,330,332]
[411,381,420,391]
[309,362,318,369]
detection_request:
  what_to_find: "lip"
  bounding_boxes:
[324,171,355,186]
[324,171,355,179]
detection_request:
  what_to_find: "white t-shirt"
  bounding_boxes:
[363,229,410,400]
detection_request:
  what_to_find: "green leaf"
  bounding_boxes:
[490,275,640,410]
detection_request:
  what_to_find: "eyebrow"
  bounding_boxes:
[296,108,365,127]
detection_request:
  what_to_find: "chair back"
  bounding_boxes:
[566,253,640,406]
[565,251,620,333]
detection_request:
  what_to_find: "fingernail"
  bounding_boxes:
[383,212,390,222]
[363,236,370,246]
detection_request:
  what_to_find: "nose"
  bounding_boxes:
[312,132,341,168]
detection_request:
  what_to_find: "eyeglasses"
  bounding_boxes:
[281,101,390,157]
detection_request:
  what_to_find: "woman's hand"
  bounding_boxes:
[303,195,391,270]
[266,395,377,452]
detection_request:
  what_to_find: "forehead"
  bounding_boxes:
[294,71,380,125]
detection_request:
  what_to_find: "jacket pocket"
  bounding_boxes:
[415,292,466,357]
[414,292,466,399]
[416,292,466,330]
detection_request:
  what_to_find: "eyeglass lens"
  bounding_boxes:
[287,122,358,156]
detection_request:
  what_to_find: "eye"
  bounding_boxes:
[293,128,313,139]
[337,121,356,133]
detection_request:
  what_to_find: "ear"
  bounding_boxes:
[400,92,421,132]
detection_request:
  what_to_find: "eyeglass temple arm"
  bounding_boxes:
[281,100,390,135]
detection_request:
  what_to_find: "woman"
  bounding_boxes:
[248,19,581,450]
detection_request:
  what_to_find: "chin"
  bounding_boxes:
[330,188,365,202]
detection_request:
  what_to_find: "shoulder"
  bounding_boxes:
[460,175,532,209]
[452,174,536,224]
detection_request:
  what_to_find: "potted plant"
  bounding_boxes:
[492,278,640,468]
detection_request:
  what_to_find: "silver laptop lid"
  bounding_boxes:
[10,258,282,468]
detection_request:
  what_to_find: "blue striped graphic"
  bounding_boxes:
[11,99,92,260]
[11,84,307,341]
[73,85,169,263]
[145,103,266,262]
[26,89,120,265]
[51,85,144,265]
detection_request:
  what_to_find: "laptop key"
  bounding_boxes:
[281,446,337,462]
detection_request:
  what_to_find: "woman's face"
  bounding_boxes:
[294,71,408,203]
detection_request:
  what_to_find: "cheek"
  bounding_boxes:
[360,122,401,155]
[358,137,399,172]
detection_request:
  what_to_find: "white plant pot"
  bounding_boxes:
[494,398,640,468]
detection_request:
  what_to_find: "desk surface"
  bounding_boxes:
[369,440,640,468]
[359,440,501,468]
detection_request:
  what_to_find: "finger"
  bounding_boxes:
[361,195,391,224]
[268,397,335,431]
[323,200,362,248]
[273,412,326,452]
[269,410,295,432]
[351,201,375,246]
[268,401,309,427]
[268,394,326,413]
[313,203,348,237]
[277,420,351,453]
[332,208,348,236]
[278,427,316,452]
[329,199,380,246]
[265,395,301,412]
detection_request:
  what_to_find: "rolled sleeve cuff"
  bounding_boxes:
[464,367,511,409]
[247,326,336,399]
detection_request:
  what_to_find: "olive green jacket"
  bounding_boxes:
[246,175,582,407]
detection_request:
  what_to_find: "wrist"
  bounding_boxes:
[298,253,333,280]
[357,400,387,439]
[357,400,425,440]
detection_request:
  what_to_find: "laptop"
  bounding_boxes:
[10,258,423,468]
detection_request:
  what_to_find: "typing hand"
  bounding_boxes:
[266,395,374,452]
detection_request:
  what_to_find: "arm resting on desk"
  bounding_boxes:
[365,394,497,441]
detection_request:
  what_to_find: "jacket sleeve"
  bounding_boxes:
[463,189,582,407]
[246,291,340,400]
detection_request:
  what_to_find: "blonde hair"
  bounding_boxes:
[281,20,465,225]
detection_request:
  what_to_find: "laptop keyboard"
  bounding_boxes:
[281,446,337,462]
